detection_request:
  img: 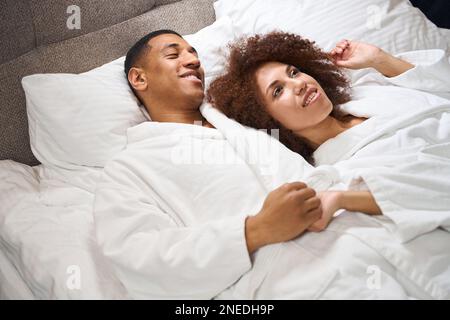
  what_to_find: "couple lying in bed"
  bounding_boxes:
[126,30,395,231]
[94,29,450,298]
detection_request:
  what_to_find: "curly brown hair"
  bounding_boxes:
[207,32,351,164]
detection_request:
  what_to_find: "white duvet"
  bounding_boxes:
[94,49,450,299]
[0,161,126,299]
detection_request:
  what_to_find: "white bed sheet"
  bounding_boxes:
[0,160,127,299]
[439,28,450,40]
[0,245,34,299]
[438,28,450,52]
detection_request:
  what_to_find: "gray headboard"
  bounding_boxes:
[0,0,216,166]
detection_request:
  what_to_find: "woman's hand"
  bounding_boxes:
[307,191,342,232]
[330,39,384,70]
[330,39,414,77]
[308,190,383,232]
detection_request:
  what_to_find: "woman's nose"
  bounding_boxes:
[293,81,306,95]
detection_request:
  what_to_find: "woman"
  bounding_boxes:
[207,32,450,233]
[208,33,415,163]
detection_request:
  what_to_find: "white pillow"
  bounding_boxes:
[22,16,236,169]
[23,58,146,168]
[185,16,236,83]
[214,0,449,56]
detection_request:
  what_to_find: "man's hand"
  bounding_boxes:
[307,191,342,232]
[245,182,322,254]
[330,39,383,70]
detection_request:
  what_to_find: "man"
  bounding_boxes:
[94,30,322,299]
[125,30,208,126]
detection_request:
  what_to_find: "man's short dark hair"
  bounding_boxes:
[124,29,182,78]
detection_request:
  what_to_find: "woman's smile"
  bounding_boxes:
[302,89,320,108]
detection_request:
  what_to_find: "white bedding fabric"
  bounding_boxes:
[439,28,450,46]
[0,246,34,299]
[214,0,450,56]
[0,161,127,299]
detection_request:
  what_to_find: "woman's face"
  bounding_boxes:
[254,61,333,132]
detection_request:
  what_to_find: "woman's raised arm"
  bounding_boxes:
[330,39,414,77]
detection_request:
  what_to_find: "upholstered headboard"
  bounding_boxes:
[0,0,216,165]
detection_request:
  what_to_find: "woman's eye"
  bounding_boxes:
[273,86,283,98]
[289,68,300,77]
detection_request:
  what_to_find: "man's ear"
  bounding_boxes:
[128,67,148,92]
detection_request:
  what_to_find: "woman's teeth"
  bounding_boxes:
[304,92,317,107]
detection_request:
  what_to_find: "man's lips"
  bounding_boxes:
[179,70,203,86]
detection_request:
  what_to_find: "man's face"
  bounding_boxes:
[143,33,205,108]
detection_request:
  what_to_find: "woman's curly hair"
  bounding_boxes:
[207,32,351,164]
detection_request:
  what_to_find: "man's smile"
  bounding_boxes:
[179,70,203,86]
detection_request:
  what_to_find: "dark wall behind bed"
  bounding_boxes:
[410,0,450,29]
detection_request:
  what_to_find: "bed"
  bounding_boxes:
[0,0,216,299]
[1,0,450,299]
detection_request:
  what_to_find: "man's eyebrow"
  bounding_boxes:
[265,65,291,97]
[161,43,197,55]
[161,43,180,51]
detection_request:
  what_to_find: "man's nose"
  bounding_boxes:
[183,53,201,69]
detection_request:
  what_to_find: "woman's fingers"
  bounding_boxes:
[333,39,350,52]
[340,39,350,47]
[330,48,343,57]
[331,40,350,56]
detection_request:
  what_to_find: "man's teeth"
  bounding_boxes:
[184,75,199,80]
[304,92,317,106]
